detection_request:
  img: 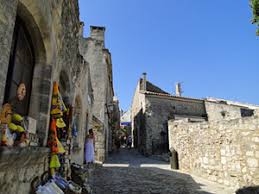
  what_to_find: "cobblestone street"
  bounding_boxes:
[89,149,235,194]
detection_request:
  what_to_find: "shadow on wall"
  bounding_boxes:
[235,186,259,194]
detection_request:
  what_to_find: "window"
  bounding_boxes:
[241,108,254,117]
[4,16,35,116]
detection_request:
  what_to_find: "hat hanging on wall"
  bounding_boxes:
[50,154,61,168]
[0,103,12,124]
[56,118,66,128]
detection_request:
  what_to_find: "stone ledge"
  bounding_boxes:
[0,146,49,169]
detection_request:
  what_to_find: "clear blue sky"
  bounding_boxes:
[79,0,259,111]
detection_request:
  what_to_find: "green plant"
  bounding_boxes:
[250,0,259,35]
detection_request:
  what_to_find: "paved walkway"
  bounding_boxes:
[89,149,235,194]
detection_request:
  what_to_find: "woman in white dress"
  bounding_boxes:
[85,129,95,164]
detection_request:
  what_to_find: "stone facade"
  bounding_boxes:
[0,0,104,193]
[205,98,258,122]
[80,24,118,162]
[131,74,259,158]
[131,75,206,156]
[80,25,118,162]
[0,147,49,194]
[168,116,259,189]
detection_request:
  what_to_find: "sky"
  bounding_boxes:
[79,0,259,111]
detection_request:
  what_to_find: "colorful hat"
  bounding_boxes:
[53,82,59,96]
[1,127,7,145]
[51,108,63,117]
[17,125,25,132]
[50,154,61,168]
[48,119,59,153]
[0,103,12,124]
[56,118,66,128]
[57,139,65,154]
[8,123,17,131]
[58,93,67,112]
[12,113,23,122]
[52,96,61,106]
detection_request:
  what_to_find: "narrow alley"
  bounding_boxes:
[89,149,235,194]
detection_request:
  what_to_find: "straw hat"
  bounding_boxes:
[50,154,61,168]
[0,103,12,124]
[56,118,66,128]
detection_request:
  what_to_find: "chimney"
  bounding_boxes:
[90,26,105,42]
[142,72,147,91]
[79,22,84,36]
[175,82,182,96]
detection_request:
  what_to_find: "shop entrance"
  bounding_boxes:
[4,16,35,116]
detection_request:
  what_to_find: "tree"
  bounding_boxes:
[250,0,259,35]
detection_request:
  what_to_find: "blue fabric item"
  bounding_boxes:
[53,176,69,190]
[72,123,78,137]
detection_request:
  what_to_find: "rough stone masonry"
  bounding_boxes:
[168,112,259,190]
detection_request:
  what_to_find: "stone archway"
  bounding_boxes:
[71,95,85,164]
[15,1,53,146]
[59,70,71,105]
[74,95,82,143]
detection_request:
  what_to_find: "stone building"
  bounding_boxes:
[110,97,121,152]
[131,74,207,156]
[131,74,258,157]
[79,25,119,162]
[0,0,118,193]
[131,73,259,190]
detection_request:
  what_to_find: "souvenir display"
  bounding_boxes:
[48,81,71,179]
[0,103,28,146]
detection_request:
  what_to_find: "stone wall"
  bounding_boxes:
[205,101,242,121]
[0,0,93,192]
[131,81,146,150]
[94,129,106,162]
[143,95,206,155]
[0,147,49,194]
[168,116,259,189]
[0,0,18,105]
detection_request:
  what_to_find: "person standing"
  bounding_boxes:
[85,129,95,164]
[127,136,132,149]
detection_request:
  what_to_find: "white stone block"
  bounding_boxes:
[221,149,226,156]
[242,167,247,173]
[224,180,230,186]
[246,151,254,157]
[252,137,259,143]
[203,157,209,164]
[221,157,227,165]
[247,158,258,168]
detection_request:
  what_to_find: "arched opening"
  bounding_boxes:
[4,16,35,116]
[10,2,51,146]
[73,96,82,150]
[59,70,71,105]
[170,148,179,170]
